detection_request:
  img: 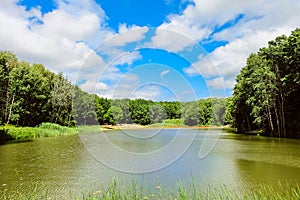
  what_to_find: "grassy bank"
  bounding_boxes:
[146,119,186,128]
[1,180,299,200]
[0,123,78,142]
[0,120,237,143]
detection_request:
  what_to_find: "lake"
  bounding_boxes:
[0,128,300,198]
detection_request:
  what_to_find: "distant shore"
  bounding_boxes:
[101,123,234,131]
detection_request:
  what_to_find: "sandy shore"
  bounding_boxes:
[101,124,145,130]
[101,124,230,131]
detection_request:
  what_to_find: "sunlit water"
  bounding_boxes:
[0,129,300,198]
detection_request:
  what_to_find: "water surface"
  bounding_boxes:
[0,129,299,198]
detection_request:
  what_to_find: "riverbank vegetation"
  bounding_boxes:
[0,123,77,142]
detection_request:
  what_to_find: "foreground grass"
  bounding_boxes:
[80,181,300,200]
[1,180,299,200]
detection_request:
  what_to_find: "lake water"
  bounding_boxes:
[0,128,300,198]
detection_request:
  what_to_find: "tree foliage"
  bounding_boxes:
[231,28,300,137]
[0,51,75,126]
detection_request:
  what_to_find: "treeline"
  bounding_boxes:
[0,51,228,127]
[92,97,228,126]
[230,28,300,138]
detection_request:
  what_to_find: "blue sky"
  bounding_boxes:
[1,0,300,101]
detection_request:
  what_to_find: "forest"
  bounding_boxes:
[230,28,300,138]
[0,51,227,128]
[0,28,299,138]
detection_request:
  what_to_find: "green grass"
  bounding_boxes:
[35,122,77,137]
[1,180,299,200]
[77,125,103,133]
[69,181,300,200]
[0,123,107,143]
[0,123,78,142]
[1,124,37,141]
[147,119,185,127]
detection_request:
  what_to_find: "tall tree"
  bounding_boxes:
[51,73,73,126]
[0,51,18,124]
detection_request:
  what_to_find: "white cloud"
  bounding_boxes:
[112,51,142,66]
[95,25,148,68]
[206,77,234,89]
[97,73,141,99]
[160,69,170,78]
[34,10,100,41]
[133,85,161,100]
[94,73,162,100]
[56,0,106,19]
[0,0,112,77]
[103,24,149,47]
[184,55,219,78]
[144,28,202,52]
[80,80,108,93]
[174,0,300,89]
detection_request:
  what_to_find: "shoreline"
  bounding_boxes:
[101,124,234,131]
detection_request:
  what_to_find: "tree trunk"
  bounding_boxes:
[4,84,10,123]
[274,102,281,137]
[279,93,286,137]
[6,93,15,124]
[267,104,274,136]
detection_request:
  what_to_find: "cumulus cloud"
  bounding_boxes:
[184,55,219,78]
[144,28,200,52]
[174,0,300,89]
[96,25,148,68]
[0,0,111,78]
[80,80,108,93]
[103,24,149,47]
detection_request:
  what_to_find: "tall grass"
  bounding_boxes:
[80,181,300,200]
[35,122,77,137]
[0,123,77,141]
[3,180,298,200]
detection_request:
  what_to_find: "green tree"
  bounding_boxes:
[72,86,97,125]
[0,51,18,124]
[95,96,111,124]
[129,99,151,125]
[182,102,200,126]
[149,104,166,124]
[51,73,73,126]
